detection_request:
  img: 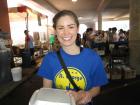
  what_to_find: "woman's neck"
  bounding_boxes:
[62,45,80,55]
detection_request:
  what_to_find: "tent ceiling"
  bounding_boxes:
[7,0,129,26]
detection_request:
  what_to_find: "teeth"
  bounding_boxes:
[63,37,71,41]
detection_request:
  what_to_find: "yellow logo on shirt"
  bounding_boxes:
[55,67,86,90]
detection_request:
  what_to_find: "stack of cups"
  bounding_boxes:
[11,67,22,82]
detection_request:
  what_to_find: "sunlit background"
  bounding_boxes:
[96,20,129,31]
[10,20,129,45]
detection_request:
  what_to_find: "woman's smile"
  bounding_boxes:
[63,36,72,41]
[56,15,78,47]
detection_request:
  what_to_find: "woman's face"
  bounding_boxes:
[55,15,79,47]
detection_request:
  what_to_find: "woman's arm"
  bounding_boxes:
[67,86,100,105]
[86,86,100,99]
[79,86,100,104]
[43,78,53,88]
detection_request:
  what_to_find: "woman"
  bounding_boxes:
[37,10,108,105]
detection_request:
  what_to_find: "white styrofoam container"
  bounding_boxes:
[29,88,76,105]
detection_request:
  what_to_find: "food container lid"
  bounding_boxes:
[29,88,75,105]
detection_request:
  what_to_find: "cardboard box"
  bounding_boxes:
[110,68,122,80]
[123,68,136,79]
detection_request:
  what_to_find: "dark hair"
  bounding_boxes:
[53,10,79,29]
[86,28,93,33]
[24,30,29,34]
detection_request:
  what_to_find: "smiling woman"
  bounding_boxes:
[37,10,108,105]
[55,16,78,49]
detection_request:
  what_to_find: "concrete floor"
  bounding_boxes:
[0,74,42,105]
[94,82,140,105]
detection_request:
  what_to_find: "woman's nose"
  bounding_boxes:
[64,28,69,35]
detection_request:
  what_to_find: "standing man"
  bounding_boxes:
[24,30,35,63]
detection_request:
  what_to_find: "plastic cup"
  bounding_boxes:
[11,67,22,82]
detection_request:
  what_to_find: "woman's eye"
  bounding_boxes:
[58,27,64,30]
[69,26,74,29]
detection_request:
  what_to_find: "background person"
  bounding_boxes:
[24,30,35,63]
[37,10,108,105]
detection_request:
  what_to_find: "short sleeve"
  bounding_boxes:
[37,54,53,80]
[92,54,108,87]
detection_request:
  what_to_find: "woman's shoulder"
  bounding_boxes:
[44,51,57,59]
[83,47,96,54]
[83,47,100,57]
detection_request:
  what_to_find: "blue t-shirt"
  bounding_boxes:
[37,48,108,91]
